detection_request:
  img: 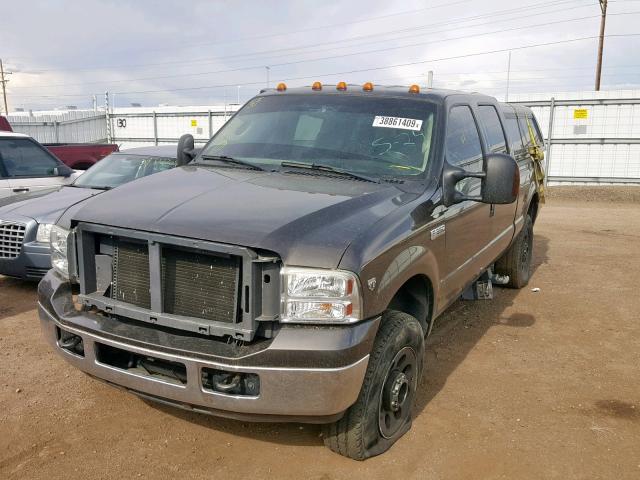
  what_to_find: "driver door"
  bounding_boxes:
[440,105,493,305]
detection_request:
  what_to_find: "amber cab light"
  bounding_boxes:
[408,84,420,94]
[312,81,322,91]
[362,82,374,92]
[276,82,287,92]
[336,81,347,91]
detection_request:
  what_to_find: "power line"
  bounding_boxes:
[12,33,639,99]
[17,0,590,74]
[14,10,637,93]
[5,0,473,62]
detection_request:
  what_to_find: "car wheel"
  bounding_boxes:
[322,310,424,460]
[495,213,534,289]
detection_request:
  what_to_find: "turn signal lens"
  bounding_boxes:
[312,81,322,91]
[336,81,347,91]
[362,82,374,92]
[276,82,287,92]
[409,84,420,94]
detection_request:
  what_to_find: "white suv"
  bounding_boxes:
[0,132,80,199]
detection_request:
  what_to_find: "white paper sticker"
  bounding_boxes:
[372,116,423,131]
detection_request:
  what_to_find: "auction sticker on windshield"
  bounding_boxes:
[372,116,423,131]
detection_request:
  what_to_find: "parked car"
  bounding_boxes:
[1,131,79,199]
[0,145,180,280]
[39,84,543,460]
[0,115,119,169]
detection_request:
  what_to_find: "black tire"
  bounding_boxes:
[495,214,534,289]
[322,310,424,460]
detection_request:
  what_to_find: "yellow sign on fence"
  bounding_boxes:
[191,119,198,127]
[573,109,588,120]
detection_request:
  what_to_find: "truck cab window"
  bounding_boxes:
[477,105,507,153]
[445,105,483,194]
[518,114,535,150]
[0,138,60,177]
[502,108,524,155]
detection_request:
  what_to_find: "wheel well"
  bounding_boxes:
[529,193,539,225]
[387,274,433,333]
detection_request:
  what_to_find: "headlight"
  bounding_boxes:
[36,223,53,243]
[50,225,70,279]
[280,267,362,324]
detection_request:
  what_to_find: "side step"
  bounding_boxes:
[461,269,509,301]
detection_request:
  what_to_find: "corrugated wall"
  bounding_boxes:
[7,110,107,143]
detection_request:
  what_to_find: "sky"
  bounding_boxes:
[1,0,639,111]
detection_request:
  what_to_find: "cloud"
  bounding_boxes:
[2,0,638,110]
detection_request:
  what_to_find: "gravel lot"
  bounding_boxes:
[1,187,639,479]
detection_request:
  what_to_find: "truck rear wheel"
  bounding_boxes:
[495,214,534,289]
[322,310,424,460]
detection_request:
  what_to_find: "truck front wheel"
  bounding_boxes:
[322,310,424,460]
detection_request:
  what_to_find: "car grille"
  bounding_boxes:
[111,239,240,323]
[0,221,26,259]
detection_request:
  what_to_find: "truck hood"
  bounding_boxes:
[71,165,419,268]
[0,186,99,224]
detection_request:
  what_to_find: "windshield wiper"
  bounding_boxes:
[198,154,266,171]
[280,161,379,184]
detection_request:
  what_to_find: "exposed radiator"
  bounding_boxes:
[162,247,240,323]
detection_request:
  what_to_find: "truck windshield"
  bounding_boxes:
[199,94,438,178]
[73,153,176,189]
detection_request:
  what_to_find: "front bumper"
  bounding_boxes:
[38,271,379,423]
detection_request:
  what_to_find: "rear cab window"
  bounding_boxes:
[501,106,525,157]
[477,105,507,154]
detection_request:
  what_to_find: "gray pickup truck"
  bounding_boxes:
[38,84,544,460]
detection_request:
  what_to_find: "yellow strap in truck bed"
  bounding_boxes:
[526,118,546,204]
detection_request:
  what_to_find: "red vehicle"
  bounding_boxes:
[0,115,118,169]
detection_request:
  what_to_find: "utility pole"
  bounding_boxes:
[427,70,433,88]
[505,50,512,102]
[0,59,11,114]
[595,0,608,91]
[266,66,270,88]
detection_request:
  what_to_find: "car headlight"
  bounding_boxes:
[280,267,362,324]
[36,223,53,243]
[50,225,70,279]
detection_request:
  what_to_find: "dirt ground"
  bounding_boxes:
[1,187,639,480]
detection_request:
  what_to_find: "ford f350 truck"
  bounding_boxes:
[38,83,543,460]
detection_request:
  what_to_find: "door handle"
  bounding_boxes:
[12,188,29,193]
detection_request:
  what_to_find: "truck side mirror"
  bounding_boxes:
[177,134,196,166]
[443,153,519,207]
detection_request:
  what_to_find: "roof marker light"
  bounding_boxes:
[312,81,322,91]
[409,84,420,94]
[336,81,347,91]
[277,82,287,92]
[362,82,374,92]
